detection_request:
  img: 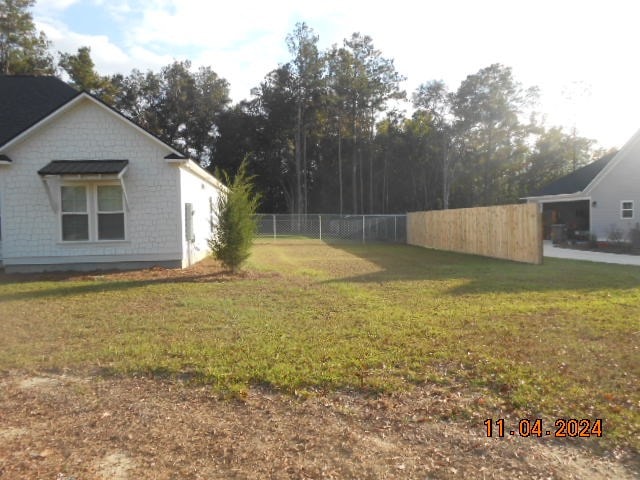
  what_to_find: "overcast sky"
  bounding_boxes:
[33,0,639,149]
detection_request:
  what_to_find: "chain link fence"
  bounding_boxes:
[255,214,406,243]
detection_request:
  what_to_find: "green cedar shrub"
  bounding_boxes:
[209,160,260,272]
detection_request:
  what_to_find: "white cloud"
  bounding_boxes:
[35,0,81,12]
[30,0,640,147]
[108,0,302,99]
[126,0,293,47]
[35,17,168,75]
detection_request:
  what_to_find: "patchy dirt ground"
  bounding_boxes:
[0,373,637,479]
[0,258,271,285]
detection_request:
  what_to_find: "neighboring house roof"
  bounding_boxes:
[38,160,129,175]
[528,152,617,197]
[0,76,80,147]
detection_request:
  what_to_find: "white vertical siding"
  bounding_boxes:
[178,163,224,267]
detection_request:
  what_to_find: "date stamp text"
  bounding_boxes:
[484,418,603,438]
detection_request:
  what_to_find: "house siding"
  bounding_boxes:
[0,181,4,264]
[1,97,183,271]
[589,136,640,240]
[178,164,223,267]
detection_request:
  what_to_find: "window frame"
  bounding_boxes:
[59,182,127,243]
[60,185,89,242]
[96,185,126,240]
[621,200,634,220]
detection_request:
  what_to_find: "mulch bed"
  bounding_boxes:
[0,258,278,285]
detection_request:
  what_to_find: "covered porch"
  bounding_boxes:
[540,199,590,241]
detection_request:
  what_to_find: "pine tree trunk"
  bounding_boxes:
[381,152,388,214]
[295,102,303,218]
[359,151,364,215]
[338,124,343,215]
[303,128,308,214]
[369,151,373,214]
[352,117,358,214]
[443,142,450,210]
[368,117,374,214]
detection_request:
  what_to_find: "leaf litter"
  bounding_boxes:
[0,372,637,479]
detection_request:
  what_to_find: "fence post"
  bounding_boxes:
[272,214,276,240]
[362,215,365,244]
[319,215,322,241]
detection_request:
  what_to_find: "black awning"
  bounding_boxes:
[164,152,186,160]
[38,160,129,175]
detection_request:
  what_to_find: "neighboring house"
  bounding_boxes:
[0,76,226,273]
[523,132,640,241]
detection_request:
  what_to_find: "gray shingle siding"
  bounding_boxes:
[589,138,640,240]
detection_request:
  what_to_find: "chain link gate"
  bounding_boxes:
[255,214,406,243]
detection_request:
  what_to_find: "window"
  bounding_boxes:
[60,184,125,241]
[97,186,125,240]
[621,201,634,219]
[61,186,89,241]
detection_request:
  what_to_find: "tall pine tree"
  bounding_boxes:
[0,0,53,75]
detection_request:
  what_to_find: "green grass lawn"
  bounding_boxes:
[1,240,638,449]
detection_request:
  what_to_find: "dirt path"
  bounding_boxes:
[0,373,637,479]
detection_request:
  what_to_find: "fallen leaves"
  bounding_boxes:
[4,373,635,480]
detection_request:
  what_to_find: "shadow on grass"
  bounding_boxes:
[320,242,640,295]
[0,269,258,301]
[3,242,640,300]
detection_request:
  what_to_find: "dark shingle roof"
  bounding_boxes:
[0,76,79,147]
[38,160,129,175]
[164,153,187,160]
[528,152,617,197]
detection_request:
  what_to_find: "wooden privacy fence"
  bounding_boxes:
[407,204,542,264]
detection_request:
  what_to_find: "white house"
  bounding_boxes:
[524,130,640,242]
[0,76,226,273]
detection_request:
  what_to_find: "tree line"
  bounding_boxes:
[1,1,612,214]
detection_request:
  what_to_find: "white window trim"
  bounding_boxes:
[97,185,126,241]
[621,200,634,220]
[59,182,127,242]
[60,185,89,241]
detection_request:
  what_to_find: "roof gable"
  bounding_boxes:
[0,76,225,190]
[0,76,79,147]
[581,128,640,195]
[1,91,183,157]
[528,152,616,197]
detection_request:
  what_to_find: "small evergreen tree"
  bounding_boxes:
[209,160,260,272]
